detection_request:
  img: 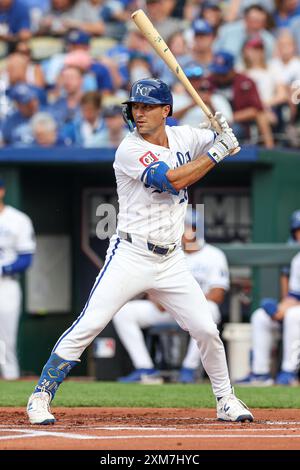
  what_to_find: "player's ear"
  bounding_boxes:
[162,105,171,118]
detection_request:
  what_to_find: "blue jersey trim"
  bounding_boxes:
[52,237,120,353]
[288,291,300,301]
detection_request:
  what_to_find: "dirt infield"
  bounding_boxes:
[1,407,300,450]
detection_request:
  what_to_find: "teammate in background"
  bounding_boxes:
[0,178,36,379]
[27,78,253,424]
[237,210,300,386]
[113,208,230,383]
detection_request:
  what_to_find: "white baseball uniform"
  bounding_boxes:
[251,251,300,374]
[113,243,230,370]
[53,125,232,398]
[0,206,36,379]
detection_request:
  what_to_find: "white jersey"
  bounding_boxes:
[185,243,230,295]
[114,125,214,245]
[289,251,300,298]
[0,206,36,267]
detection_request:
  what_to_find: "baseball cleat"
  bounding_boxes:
[275,370,298,386]
[217,393,254,422]
[27,391,56,425]
[117,368,159,383]
[178,367,197,384]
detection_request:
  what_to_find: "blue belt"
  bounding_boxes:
[118,231,176,256]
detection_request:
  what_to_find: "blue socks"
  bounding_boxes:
[34,353,79,400]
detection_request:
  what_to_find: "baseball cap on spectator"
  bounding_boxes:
[184,64,204,79]
[244,34,264,49]
[7,83,39,104]
[193,19,214,35]
[202,1,221,11]
[210,51,234,74]
[103,104,122,118]
[0,178,5,188]
[66,29,91,46]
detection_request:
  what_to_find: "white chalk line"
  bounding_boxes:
[2,427,300,442]
[2,431,300,441]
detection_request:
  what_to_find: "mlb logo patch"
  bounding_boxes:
[139,151,159,167]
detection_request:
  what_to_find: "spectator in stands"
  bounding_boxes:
[209,51,274,147]
[22,0,50,33]
[38,0,105,37]
[0,0,31,43]
[14,41,45,88]
[48,65,83,126]
[184,0,223,32]
[146,0,185,40]
[173,65,233,126]
[106,25,154,88]
[127,52,153,88]
[224,0,275,23]
[241,34,288,131]
[30,112,68,146]
[215,4,275,61]
[0,52,46,122]
[43,29,114,94]
[200,1,224,33]
[154,31,193,87]
[70,90,105,146]
[274,0,300,27]
[1,83,41,146]
[94,103,127,148]
[270,29,300,85]
[191,19,215,76]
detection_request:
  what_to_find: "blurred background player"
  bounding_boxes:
[0,177,36,379]
[237,209,300,386]
[113,207,230,383]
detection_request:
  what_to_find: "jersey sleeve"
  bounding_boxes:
[207,251,230,291]
[16,215,36,254]
[185,126,215,160]
[288,253,300,299]
[114,137,163,181]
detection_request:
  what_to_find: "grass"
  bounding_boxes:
[1,380,300,408]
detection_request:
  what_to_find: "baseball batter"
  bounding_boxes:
[27,78,253,424]
[113,208,230,383]
[0,178,35,379]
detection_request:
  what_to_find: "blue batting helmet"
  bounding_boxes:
[290,209,300,237]
[122,78,173,130]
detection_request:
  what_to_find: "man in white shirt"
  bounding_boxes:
[27,77,253,425]
[0,177,36,379]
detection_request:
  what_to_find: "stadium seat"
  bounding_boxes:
[29,37,64,60]
[90,37,117,58]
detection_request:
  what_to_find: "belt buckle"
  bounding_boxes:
[166,244,176,255]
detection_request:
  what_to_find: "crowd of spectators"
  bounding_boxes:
[0,0,300,148]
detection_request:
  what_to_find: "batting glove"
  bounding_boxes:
[207,127,239,163]
[198,112,230,133]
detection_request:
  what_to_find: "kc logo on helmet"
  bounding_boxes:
[139,151,159,167]
[135,84,152,96]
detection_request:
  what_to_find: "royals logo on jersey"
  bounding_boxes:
[139,151,159,167]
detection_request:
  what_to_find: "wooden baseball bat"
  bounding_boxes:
[131,9,240,152]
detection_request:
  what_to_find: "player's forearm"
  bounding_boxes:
[206,288,225,304]
[167,155,215,191]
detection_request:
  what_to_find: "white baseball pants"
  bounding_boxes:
[113,299,221,370]
[251,306,300,374]
[0,278,21,380]
[53,235,231,397]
